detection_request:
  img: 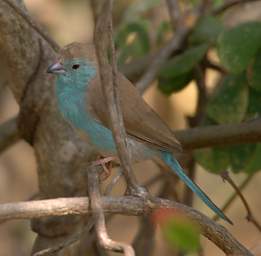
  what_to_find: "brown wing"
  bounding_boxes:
[61,42,182,153]
[87,71,182,153]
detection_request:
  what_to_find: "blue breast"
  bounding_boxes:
[56,85,117,154]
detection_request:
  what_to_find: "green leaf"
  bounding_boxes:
[246,144,261,174]
[247,88,261,118]
[194,147,230,173]
[115,21,150,64]
[163,218,200,252]
[190,16,224,44]
[159,44,208,79]
[229,144,257,173]
[218,22,261,73]
[207,74,249,124]
[158,72,193,95]
[247,51,261,92]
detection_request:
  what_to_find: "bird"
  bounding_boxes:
[47,42,232,224]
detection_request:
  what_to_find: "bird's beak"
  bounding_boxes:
[47,62,66,74]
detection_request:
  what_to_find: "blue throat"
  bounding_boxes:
[55,69,116,154]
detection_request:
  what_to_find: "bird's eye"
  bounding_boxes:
[72,64,80,70]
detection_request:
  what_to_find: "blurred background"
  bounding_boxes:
[0,0,260,255]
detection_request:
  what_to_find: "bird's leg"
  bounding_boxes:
[91,156,116,181]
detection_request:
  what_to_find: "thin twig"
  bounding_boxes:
[221,171,261,232]
[91,0,147,196]
[213,0,261,15]
[2,0,60,52]
[87,166,135,256]
[203,58,228,74]
[165,0,181,29]
[33,212,100,256]
[0,196,253,255]
[135,5,204,93]
[213,174,254,221]
[103,168,123,195]
[132,216,155,256]
[135,27,189,93]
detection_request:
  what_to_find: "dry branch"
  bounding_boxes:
[175,119,261,150]
[221,171,261,232]
[0,196,253,256]
[88,166,135,256]
[214,174,254,221]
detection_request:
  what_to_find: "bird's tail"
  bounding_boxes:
[161,151,233,225]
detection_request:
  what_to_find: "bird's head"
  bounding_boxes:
[47,58,96,91]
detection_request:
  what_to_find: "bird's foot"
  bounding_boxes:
[91,156,116,181]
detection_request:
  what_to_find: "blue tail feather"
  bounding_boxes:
[161,152,233,225]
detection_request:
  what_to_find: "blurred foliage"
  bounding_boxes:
[115,20,150,64]
[153,209,200,253]
[218,22,261,73]
[113,2,261,175]
[207,74,249,124]
[158,44,208,94]
[163,218,200,253]
[122,0,161,22]
[189,15,224,45]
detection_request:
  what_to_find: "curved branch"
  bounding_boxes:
[0,196,253,256]
[88,166,135,256]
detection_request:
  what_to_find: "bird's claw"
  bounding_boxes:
[91,156,116,181]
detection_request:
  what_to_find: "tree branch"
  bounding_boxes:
[2,0,60,52]
[87,166,135,256]
[91,0,147,196]
[175,119,261,150]
[0,196,253,256]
